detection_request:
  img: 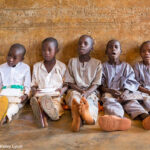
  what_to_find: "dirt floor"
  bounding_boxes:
[0,104,150,150]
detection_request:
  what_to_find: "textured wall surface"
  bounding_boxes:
[0,0,150,67]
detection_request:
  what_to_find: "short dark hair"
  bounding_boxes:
[140,41,150,52]
[9,43,26,57]
[79,35,94,46]
[42,37,58,49]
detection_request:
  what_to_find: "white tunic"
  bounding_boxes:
[31,60,66,91]
[0,62,31,95]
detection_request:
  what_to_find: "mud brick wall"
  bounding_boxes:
[0,0,150,67]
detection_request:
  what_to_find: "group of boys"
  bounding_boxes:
[0,35,150,132]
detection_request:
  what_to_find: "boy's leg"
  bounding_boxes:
[30,97,47,128]
[7,103,19,122]
[102,93,125,118]
[72,99,81,132]
[52,97,64,117]
[142,93,150,113]
[124,99,150,130]
[5,96,25,122]
[65,90,81,108]
[98,93,131,131]
[79,97,98,125]
[40,95,62,120]
[66,90,82,132]
[123,100,148,119]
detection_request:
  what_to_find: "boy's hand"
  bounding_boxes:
[20,94,28,103]
[118,90,129,103]
[55,88,62,96]
[147,90,150,95]
[116,97,124,103]
[31,86,38,96]
[120,90,129,100]
[109,89,122,98]
[81,90,90,98]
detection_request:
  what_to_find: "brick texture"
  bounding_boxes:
[0,0,150,67]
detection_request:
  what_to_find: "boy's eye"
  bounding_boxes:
[84,42,88,45]
[108,45,113,49]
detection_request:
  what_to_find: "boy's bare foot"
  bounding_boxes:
[79,97,94,125]
[142,116,150,130]
[30,97,45,128]
[98,115,131,131]
[40,96,59,121]
[71,99,81,132]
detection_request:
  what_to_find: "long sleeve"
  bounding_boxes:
[0,72,3,88]
[92,62,102,86]
[24,67,31,95]
[31,64,38,87]
[122,64,140,92]
[133,63,140,83]
[64,59,75,84]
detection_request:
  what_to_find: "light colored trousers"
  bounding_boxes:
[65,90,99,122]
[102,91,150,119]
[38,96,64,117]
[7,96,23,122]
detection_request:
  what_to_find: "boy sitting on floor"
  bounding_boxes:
[99,40,150,131]
[133,41,150,130]
[65,35,102,132]
[0,43,31,125]
[30,37,67,128]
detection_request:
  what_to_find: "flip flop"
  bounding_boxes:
[30,97,45,128]
[0,96,8,125]
[40,95,59,121]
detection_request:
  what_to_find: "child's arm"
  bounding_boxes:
[138,86,150,95]
[20,94,28,103]
[31,85,38,96]
[56,84,68,97]
[101,86,122,98]
[21,66,31,103]
[68,82,84,93]
[30,64,38,97]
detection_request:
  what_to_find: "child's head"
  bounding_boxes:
[105,40,122,61]
[140,41,150,63]
[7,43,26,67]
[42,37,58,62]
[78,35,94,56]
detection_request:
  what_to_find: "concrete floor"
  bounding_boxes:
[0,104,150,150]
